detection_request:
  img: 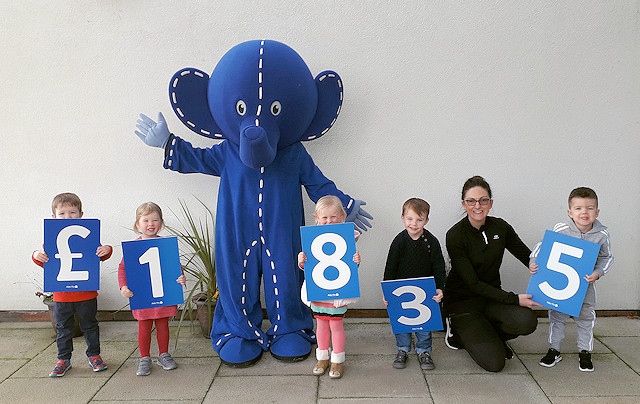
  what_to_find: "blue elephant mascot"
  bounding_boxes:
[135,40,372,367]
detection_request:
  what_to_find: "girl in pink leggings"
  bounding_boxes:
[298,195,361,379]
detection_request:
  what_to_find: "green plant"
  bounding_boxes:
[167,197,218,344]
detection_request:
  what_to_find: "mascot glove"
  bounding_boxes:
[135,112,171,148]
[346,200,373,232]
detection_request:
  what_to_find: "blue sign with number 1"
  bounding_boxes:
[122,237,184,310]
[300,223,359,302]
[527,230,600,317]
[381,277,443,334]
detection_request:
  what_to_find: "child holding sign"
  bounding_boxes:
[118,202,186,376]
[298,195,361,379]
[530,187,613,371]
[32,192,113,377]
[383,198,446,370]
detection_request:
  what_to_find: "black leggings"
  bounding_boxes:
[446,300,537,372]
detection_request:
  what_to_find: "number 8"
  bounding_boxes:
[310,232,351,290]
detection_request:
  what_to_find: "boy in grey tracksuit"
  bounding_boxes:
[529,187,613,372]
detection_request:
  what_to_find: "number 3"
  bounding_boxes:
[393,285,432,326]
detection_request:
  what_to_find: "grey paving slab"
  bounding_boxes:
[599,336,640,372]
[0,377,107,403]
[0,327,54,359]
[0,317,639,403]
[551,397,640,404]
[10,337,135,377]
[595,316,640,336]
[217,350,313,376]
[427,373,550,404]
[0,359,28,382]
[95,357,219,402]
[98,320,139,342]
[205,375,317,403]
[318,354,430,400]
[521,352,640,397]
[171,331,219,358]
[320,399,432,404]
[343,320,397,355]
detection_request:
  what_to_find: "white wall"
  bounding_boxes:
[2,1,638,311]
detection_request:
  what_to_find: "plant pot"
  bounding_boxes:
[193,296,216,338]
[43,299,83,339]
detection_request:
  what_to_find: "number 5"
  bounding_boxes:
[539,241,582,300]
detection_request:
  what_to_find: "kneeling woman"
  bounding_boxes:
[443,176,540,372]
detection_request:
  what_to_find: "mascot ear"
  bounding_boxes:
[169,68,225,139]
[301,70,343,141]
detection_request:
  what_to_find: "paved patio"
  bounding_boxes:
[0,316,639,403]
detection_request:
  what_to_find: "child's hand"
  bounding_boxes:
[96,245,111,258]
[382,297,388,306]
[529,263,539,275]
[353,251,361,265]
[584,271,600,283]
[120,286,134,298]
[177,274,187,286]
[33,250,49,263]
[297,252,307,269]
[433,288,443,303]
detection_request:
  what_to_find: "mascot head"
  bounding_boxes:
[168,40,343,169]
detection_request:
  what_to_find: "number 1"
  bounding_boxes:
[139,247,164,298]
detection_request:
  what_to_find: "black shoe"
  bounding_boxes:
[540,348,562,367]
[579,350,593,372]
[503,342,513,360]
[418,352,435,370]
[393,350,408,369]
[444,317,463,350]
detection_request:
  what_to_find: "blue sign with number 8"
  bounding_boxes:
[301,223,359,302]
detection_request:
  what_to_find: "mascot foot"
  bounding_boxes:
[218,337,264,368]
[270,333,312,362]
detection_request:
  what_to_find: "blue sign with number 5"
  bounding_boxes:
[527,230,600,317]
[300,223,359,302]
[44,219,101,292]
[122,237,184,310]
[381,277,443,334]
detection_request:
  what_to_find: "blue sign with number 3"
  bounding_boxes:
[381,277,443,334]
[44,219,101,292]
[300,223,359,302]
[122,237,184,310]
[527,230,600,317]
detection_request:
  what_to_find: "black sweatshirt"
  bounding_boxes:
[443,216,531,305]
[383,229,446,290]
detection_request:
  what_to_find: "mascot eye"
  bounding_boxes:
[236,100,247,116]
[270,101,282,116]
